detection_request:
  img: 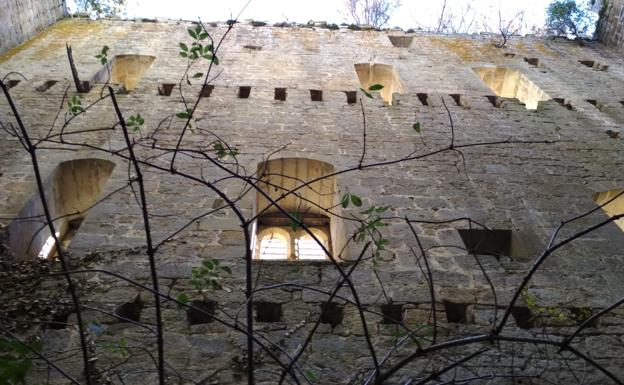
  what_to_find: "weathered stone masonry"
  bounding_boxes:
[1,17,624,385]
[0,0,66,54]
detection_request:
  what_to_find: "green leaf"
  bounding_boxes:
[102,45,110,54]
[177,293,189,304]
[179,42,188,51]
[305,370,317,381]
[350,194,363,207]
[220,266,232,274]
[198,31,209,40]
[412,122,421,133]
[368,83,384,91]
[100,57,107,65]
[202,260,214,269]
[187,28,198,39]
[192,72,204,78]
[176,112,189,119]
[179,52,188,58]
[341,193,350,209]
[361,206,375,215]
[360,88,373,98]
[212,55,220,65]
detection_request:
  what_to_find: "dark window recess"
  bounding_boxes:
[114,295,143,323]
[443,301,469,323]
[7,79,20,89]
[449,94,464,106]
[503,52,516,57]
[486,95,503,108]
[579,60,595,68]
[243,44,262,51]
[274,87,287,101]
[458,229,511,259]
[511,307,534,329]
[554,98,574,111]
[238,86,251,98]
[586,99,604,111]
[345,91,357,105]
[417,93,430,106]
[388,35,414,48]
[187,301,216,325]
[158,83,175,96]
[200,84,214,98]
[81,81,91,92]
[524,57,539,66]
[620,101,624,107]
[310,89,323,102]
[49,312,70,330]
[380,304,404,324]
[320,302,344,327]
[255,302,282,322]
[37,80,58,92]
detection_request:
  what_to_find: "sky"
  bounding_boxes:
[67,0,564,34]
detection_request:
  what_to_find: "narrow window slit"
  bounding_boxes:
[387,35,414,48]
[238,86,251,98]
[187,301,216,325]
[49,312,70,330]
[274,87,287,101]
[417,93,430,106]
[255,302,282,322]
[586,99,604,111]
[458,229,512,260]
[579,60,595,68]
[158,83,175,96]
[554,98,574,110]
[503,52,516,57]
[320,302,344,327]
[310,89,323,102]
[345,91,357,105]
[380,304,403,324]
[200,84,214,98]
[37,80,57,92]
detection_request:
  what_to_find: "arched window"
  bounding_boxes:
[253,158,344,261]
[8,158,115,259]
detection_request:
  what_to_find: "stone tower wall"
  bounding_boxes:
[0,0,66,54]
[598,0,624,49]
[1,19,624,385]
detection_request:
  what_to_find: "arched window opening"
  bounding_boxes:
[472,66,551,109]
[593,188,624,232]
[8,159,115,260]
[354,63,404,105]
[254,158,344,261]
[91,55,155,92]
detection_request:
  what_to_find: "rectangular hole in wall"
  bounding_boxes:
[310,89,323,102]
[187,301,216,325]
[457,229,515,260]
[255,302,282,322]
[158,83,175,96]
[345,91,357,104]
[380,304,404,324]
[274,87,287,101]
[579,60,595,68]
[200,84,214,98]
[243,44,262,51]
[320,302,344,327]
[387,35,414,48]
[486,95,503,108]
[593,189,624,232]
[417,93,430,106]
[238,86,251,98]
[554,97,575,111]
[310,90,323,102]
[443,301,470,323]
[48,312,70,330]
[620,101,624,107]
[114,295,142,323]
[586,99,604,111]
[37,80,58,92]
[449,94,464,106]
[524,57,539,66]
[503,52,516,57]
[7,79,20,89]
[511,307,534,329]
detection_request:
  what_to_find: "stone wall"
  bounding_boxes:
[597,0,624,49]
[1,19,624,384]
[0,0,66,54]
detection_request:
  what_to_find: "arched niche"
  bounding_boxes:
[472,66,551,109]
[91,55,155,91]
[254,158,345,261]
[8,158,116,259]
[354,63,404,105]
